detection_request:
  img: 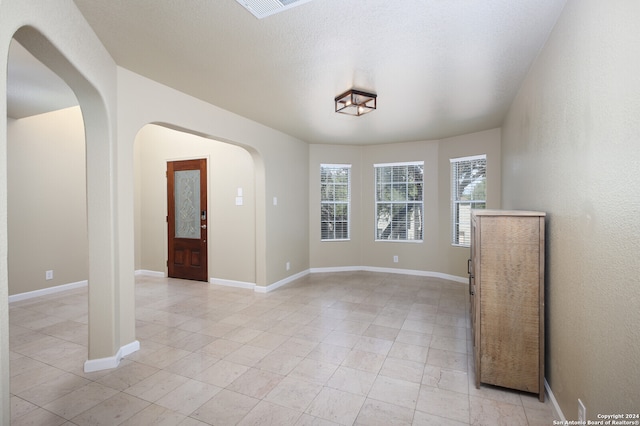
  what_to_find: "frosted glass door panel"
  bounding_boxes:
[175,170,201,239]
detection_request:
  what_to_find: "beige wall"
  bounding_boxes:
[3,0,637,421]
[135,124,256,284]
[309,144,364,268]
[1,1,124,421]
[309,128,501,279]
[502,0,640,418]
[117,67,310,288]
[7,107,88,295]
[437,129,502,277]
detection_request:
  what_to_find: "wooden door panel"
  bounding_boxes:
[167,159,208,281]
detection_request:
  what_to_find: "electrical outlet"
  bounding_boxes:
[45,270,54,280]
[286,262,290,271]
[393,255,399,263]
[578,399,586,423]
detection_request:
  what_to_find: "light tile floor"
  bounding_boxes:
[9,272,559,425]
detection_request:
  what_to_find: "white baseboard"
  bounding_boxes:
[134,269,165,277]
[84,340,140,373]
[310,266,467,284]
[138,267,466,294]
[219,267,465,293]
[545,379,565,422]
[210,277,256,290]
[8,280,88,303]
[309,266,357,274]
[255,269,310,293]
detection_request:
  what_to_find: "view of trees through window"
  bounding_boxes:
[320,164,350,240]
[320,158,483,245]
[375,162,424,241]
[451,155,487,246]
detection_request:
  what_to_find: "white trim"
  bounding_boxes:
[83,340,140,373]
[450,155,487,246]
[320,164,352,242]
[134,269,165,277]
[373,160,424,167]
[255,269,310,293]
[374,239,423,244]
[8,280,88,303]
[210,277,256,290]
[545,379,565,422]
[374,161,425,242]
[364,266,466,284]
[139,267,467,293]
[320,163,352,169]
[210,271,313,293]
[309,266,357,273]
[309,266,467,284]
[450,154,487,163]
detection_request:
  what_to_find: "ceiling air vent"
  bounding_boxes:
[236,0,313,19]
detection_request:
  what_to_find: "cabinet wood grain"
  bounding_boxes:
[470,209,545,401]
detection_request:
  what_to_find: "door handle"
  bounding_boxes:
[201,224,207,229]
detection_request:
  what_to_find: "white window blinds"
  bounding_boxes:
[321,164,351,241]
[374,162,424,241]
[451,155,487,246]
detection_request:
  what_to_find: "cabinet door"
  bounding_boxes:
[478,216,540,393]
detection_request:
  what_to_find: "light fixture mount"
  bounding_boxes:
[335,89,377,116]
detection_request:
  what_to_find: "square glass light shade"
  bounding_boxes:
[335,89,377,116]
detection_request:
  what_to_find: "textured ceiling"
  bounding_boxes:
[9,1,567,145]
[7,41,78,119]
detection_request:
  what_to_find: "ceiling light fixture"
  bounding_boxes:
[335,89,377,116]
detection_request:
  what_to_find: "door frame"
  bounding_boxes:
[166,156,209,281]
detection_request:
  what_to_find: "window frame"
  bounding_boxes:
[320,163,351,241]
[450,154,487,247]
[374,161,424,242]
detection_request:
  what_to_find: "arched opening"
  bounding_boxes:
[7,36,91,393]
[3,23,132,421]
[133,124,258,288]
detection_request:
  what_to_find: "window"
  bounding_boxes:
[451,155,486,246]
[321,164,351,240]
[375,162,424,241]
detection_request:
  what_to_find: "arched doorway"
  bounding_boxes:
[134,124,257,287]
[6,33,93,404]
[2,21,137,421]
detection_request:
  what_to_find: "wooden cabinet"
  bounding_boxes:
[469,209,545,401]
